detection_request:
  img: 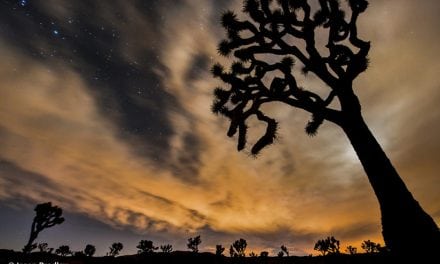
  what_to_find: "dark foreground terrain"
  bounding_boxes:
[0,250,416,264]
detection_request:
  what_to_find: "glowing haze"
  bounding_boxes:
[0,0,439,255]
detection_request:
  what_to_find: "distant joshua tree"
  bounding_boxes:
[230,238,247,257]
[55,245,72,256]
[108,242,123,257]
[137,240,158,254]
[216,244,225,256]
[23,202,64,253]
[361,240,381,253]
[160,244,173,253]
[314,236,340,255]
[211,0,440,255]
[187,235,202,253]
[249,251,258,257]
[84,244,96,257]
[345,245,357,255]
[280,245,289,256]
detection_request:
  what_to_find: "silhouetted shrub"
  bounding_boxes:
[345,245,357,255]
[84,244,96,257]
[137,240,158,254]
[187,235,201,253]
[280,245,289,256]
[314,236,340,255]
[215,244,225,256]
[160,244,173,253]
[361,240,381,253]
[230,238,247,257]
[108,242,123,257]
[55,245,72,256]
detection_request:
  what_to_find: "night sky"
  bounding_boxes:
[1,0,439,256]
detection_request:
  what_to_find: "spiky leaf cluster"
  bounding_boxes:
[212,0,370,154]
[34,202,64,231]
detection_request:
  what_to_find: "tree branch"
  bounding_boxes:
[212,0,369,153]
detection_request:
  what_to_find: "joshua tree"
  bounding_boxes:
[55,245,72,256]
[216,244,225,256]
[230,238,247,257]
[212,0,440,255]
[160,244,173,253]
[108,242,123,257]
[345,245,357,255]
[187,235,202,253]
[280,245,289,256]
[84,244,96,257]
[23,202,64,253]
[249,251,258,257]
[314,240,328,256]
[361,240,380,253]
[137,240,158,254]
[313,236,340,255]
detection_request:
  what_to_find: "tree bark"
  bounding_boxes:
[341,114,440,255]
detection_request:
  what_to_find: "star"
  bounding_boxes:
[19,0,27,7]
[137,88,143,95]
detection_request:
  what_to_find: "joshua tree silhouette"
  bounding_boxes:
[187,235,202,253]
[345,245,357,255]
[137,240,158,254]
[216,244,225,256]
[108,242,123,257]
[230,238,247,257]
[279,245,289,257]
[160,244,173,253]
[212,0,440,255]
[314,236,340,256]
[361,239,381,253]
[23,202,64,253]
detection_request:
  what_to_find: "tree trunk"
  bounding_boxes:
[23,219,37,253]
[24,231,36,253]
[341,114,440,255]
